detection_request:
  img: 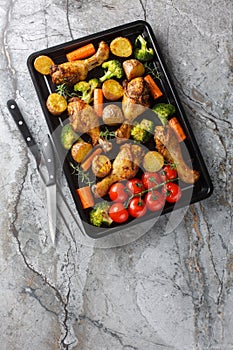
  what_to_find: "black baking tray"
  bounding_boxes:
[27,20,213,239]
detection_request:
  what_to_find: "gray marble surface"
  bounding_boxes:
[0,1,232,349]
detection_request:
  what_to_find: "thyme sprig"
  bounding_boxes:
[70,162,95,187]
[56,83,79,99]
[100,127,116,141]
[144,62,162,81]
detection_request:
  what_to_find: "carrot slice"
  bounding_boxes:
[144,74,163,99]
[93,88,104,117]
[66,43,96,62]
[81,147,103,171]
[76,186,94,209]
[169,117,186,142]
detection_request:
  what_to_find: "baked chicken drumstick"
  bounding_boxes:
[92,143,145,198]
[68,97,100,146]
[154,125,200,184]
[50,41,109,86]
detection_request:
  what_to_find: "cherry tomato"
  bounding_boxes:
[141,172,161,189]
[160,164,178,181]
[126,178,145,194]
[128,197,147,218]
[162,182,182,203]
[145,190,165,211]
[109,182,128,202]
[109,203,129,223]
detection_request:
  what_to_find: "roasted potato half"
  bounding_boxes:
[143,151,164,172]
[34,55,54,75]
[110,37,133,57]
[71,141,93,163]
[92,154,112,178]
[122,59,145,81]
[102,79,124,101]
[46,93,67,116]
[102,104,124,126]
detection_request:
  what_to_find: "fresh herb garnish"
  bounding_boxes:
[70,162,95,187]
[144,62,162,81]
[56,83,79,99]
[100,127,116,141]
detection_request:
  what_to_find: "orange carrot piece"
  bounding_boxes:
[81,147,103,171]
[66,43,96,62]
[169,117,186,142]
[144,74,163,99]
[93,88,104,117]
[76,186,94,209]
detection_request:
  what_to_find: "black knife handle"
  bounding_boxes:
[41,134,56,186]
[7,99,41,163]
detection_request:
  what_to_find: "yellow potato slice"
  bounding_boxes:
[46,93,67,115]
[143,151,164,172]
[110,37,133,57]
[34,55,54,75]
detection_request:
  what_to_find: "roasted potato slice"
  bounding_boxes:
[34,55,54,75]
[110,37,133,57]
[102,79,124,101]
[102,104,124,126]
[92,154,112,178]
[122,59,145,81]
[46,93,67,115]
[143,151,164,172]
[71,141,92,163]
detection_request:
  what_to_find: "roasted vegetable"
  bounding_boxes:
[134,35,154,62]
[92,154,112,178]
[76,186,94,209]
[34,55,54,75]
[110,37,133,57]
[99,60,123,83]
[71,141,93,163]
[131,119,154,143]
[60,124,81,150]
[143,151,164,172]
[122,59,145,80]
[74,78,99,104]
[46,93,68,115]
[102,79,124,101]
[152,103,176,125]
[89,202,113,227]
[102,104,124,126]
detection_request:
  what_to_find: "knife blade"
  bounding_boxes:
[7,99,57,244]
[41,134,57,245]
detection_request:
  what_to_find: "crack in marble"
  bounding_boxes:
[66,0,74,41]
[2,0,16,89]
[138,0,147,20]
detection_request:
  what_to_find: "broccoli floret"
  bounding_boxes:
[134,35,154,61]
[60,124,81,150]
[99,60,123,83]
[131,119,154,143]
[89,202,113,227]
[152,103,176,126]
[74,78,99,104]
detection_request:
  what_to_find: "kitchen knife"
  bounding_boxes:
[7,99,57,244]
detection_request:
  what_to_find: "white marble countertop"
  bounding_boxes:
[0,1,232,349]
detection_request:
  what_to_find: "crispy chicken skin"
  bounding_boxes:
[68,97,100,146]
[122,77,150,122]
[115,77,150,143]
[92,143,145,198]
[154,125,200,183]
[50,41,109,86]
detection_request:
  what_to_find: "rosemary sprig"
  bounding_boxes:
[144,62,162,81]
[70,162,95,187]
[100,127,116,141]
[56,83,79,99]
